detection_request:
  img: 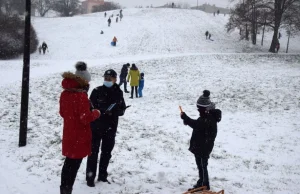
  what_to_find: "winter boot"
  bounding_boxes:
[97,177,111,184]
[125,90,130,93]
[86,180,95,187]
[60,186,72,194]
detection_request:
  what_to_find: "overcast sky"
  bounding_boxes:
[109,0,233,8]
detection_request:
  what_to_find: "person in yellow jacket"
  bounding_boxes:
[127,64,140,99]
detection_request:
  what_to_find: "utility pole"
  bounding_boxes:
[19,0,31,147]
[197,0,198,9]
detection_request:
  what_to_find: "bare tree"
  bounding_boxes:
[33,0,53,17]
[52,0,79,17]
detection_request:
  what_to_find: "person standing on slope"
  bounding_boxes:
[86,69,126,187]
[119,63,130,93]
[180,90,222,191]
[42,41,48,54]
[108,17,111,27]
[138,73,144,98]
[205,31,209,40]
[59,62,100,194]
[127,64,140,99]
[104,12,107,17]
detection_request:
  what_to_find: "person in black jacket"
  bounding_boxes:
[42,41,48,54]
[119,63,130,93]
[180,90,221,190]
[108,18,111,27]
[86,69,126,187]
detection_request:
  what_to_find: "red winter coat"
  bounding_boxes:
[59,72,100,159]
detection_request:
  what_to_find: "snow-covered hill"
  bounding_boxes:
[0,8,300,194]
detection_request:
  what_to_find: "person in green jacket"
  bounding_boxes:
[127,64,140,99]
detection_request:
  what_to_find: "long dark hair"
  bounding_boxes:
[131,63,138,70]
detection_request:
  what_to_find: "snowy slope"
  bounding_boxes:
[0,8,300,194]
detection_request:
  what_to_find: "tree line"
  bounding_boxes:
[227,0,300,53]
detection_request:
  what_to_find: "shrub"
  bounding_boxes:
[0,14,38,59]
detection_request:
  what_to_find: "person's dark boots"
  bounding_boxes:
[125,90,129,93]
[97,177,111,184]
[60,186,72,194]
[86,180,95,187]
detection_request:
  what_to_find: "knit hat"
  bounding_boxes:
[104,69,117,78]
[75,61,91,82]
[197,90,212,107]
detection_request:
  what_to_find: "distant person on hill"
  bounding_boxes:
[108,18,111,27]
[120,13,123,21]
[111,14,114,18]
[119,63,130,93]
[172,2,175,8]
[100,30,104,34]
[205,31,209,39]
[116,17,118,23]
[42,41,48,54]
[120,9,123,14]
[111,36,117,46]
[213,12,215,16]
[278,32,282,39]
[180,90,222,191]
[217,10,220,15]
[127,64,140,99]
[38,45,42,54]
[276,42,280,53]
[138,73,144,98]
[208,33,212,40]
[104,12,107,17]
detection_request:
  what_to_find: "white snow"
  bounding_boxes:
[0,8,300,194]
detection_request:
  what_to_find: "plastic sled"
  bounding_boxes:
[111,42,116,46]
[183,186,224,194]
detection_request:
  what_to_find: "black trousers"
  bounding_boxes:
[61,157,83,188]
[42,48,46,54]
[195,155,210,190]
[131,86,138,98]
[86,130,116,182]
[119,77,128,91]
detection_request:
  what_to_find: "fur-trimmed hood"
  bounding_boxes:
[62,72,89,89]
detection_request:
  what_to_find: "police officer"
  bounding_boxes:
[86,69,126,187]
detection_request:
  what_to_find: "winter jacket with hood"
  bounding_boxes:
[127,66,140,87]
[120,64,128,79]
[90,83,126,136]
[59,72,100,159]
[181,109,221,157]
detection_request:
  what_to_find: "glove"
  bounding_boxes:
[105,110,112,116]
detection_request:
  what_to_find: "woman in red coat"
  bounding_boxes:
[59,69,100,194]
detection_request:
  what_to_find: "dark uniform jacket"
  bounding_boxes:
[90,84,126,136]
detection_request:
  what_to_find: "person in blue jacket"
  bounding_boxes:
[138,73,144,98]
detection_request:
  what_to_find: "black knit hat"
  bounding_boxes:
[197,90,212,107]
[104,69,117,78]
[126,63,130,67]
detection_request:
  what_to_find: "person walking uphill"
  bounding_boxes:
[119,63,130,93]
[108,17,111,27]
[127,64,140,99]
[59,62,100,194]
[42,41,48,54]
[180,90,222,191]
[86,69,126,187]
